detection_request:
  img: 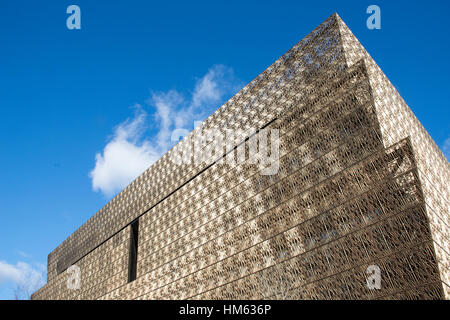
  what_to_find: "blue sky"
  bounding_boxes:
[0,0,449,299]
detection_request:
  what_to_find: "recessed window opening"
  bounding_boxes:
[128,219,139,283]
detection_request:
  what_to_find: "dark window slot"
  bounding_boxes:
[127,220,139,283]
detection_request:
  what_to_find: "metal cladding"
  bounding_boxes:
[32,13,449,300]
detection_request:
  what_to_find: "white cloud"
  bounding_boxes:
[89,106,160,197]
[192,65,235,108]
[152,90,185,151]
[442,137,450,160]
[17,251,31,259]
[0,260,45,299]
[90,65,241,197]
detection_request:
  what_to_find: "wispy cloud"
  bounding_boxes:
[17,251,32,259]
[90,65,241,197]
[0,260,45,299]
[89,106,160,197]
[442,137,450,160]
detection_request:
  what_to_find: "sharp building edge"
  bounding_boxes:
[32,13,449,300]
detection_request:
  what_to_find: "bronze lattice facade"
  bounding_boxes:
[32,13,449,300]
